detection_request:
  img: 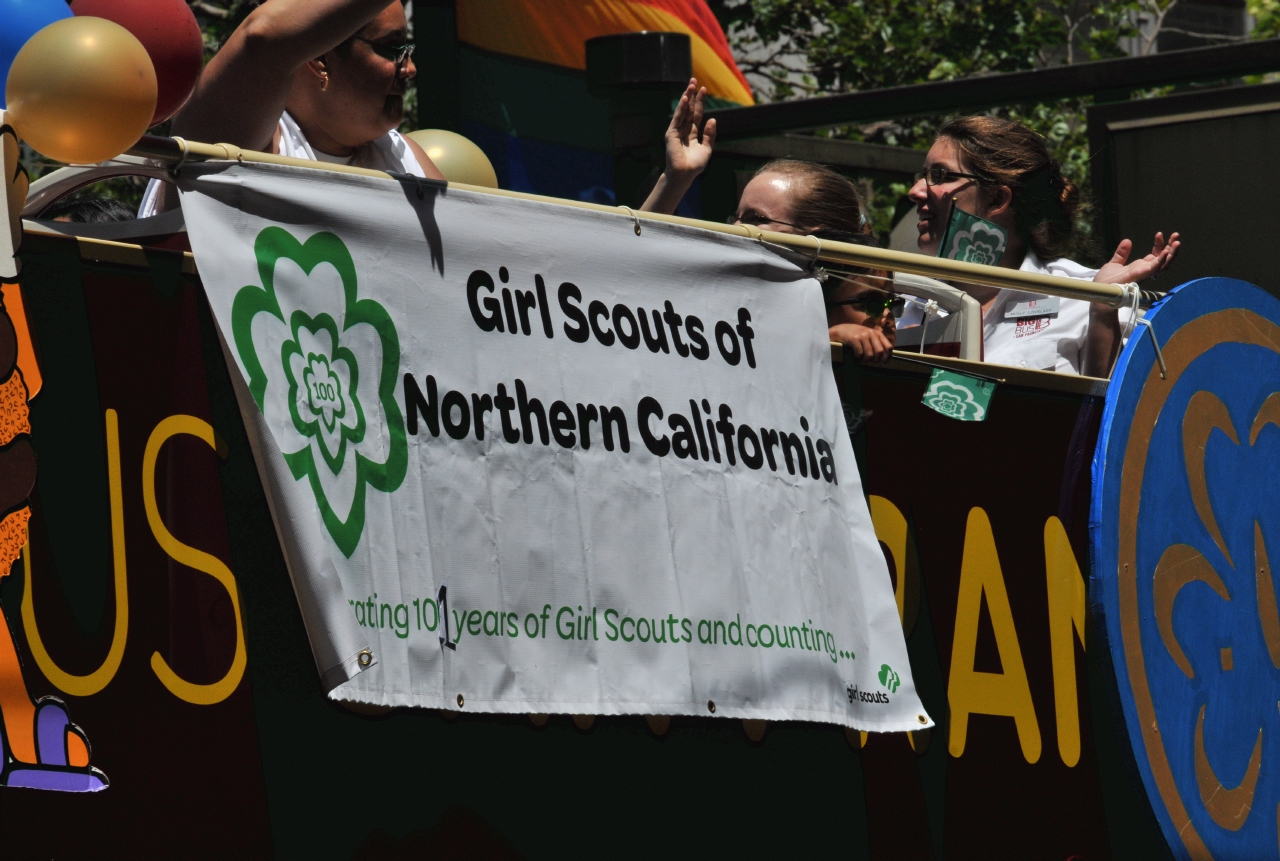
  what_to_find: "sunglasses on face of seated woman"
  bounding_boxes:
[354,37,415,67]
[827,293,906,318]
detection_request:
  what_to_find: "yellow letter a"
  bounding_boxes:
[948,507,1041,763]
[1045,516,1086,767]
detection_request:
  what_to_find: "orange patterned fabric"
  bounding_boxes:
[0,507,29,580]
[457,0,753,105]
[0,369,30,448]
[2,284,42,399]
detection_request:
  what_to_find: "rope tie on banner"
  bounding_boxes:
[808,236,823,275]
[1112,278,1166,378]
[620,206,642,236]
[917,299,940,355]
[749,232,833,284]
[1115,279,1167,377]
[1119,282,1141,342]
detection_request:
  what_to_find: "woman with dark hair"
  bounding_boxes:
[642,86,898,362]
[141,0,443,214]
[905,115,1178,376]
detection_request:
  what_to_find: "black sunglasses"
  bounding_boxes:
[828,293,906,319]
[354,37,415,67]
[914,165,986,187]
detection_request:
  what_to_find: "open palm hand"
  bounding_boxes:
[1095,231,1181,285]
[663,78,717,179]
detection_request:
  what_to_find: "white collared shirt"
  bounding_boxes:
[982,252,1097,374]
[898,251,1130,375]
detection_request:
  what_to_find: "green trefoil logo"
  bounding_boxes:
[921,368,995,422]
[939,206,1008,266]
[231,227,407,557]
[878,664,901,694]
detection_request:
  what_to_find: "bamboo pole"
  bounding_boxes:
[128,136,1132,308]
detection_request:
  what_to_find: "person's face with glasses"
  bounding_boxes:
[308,4,415,149]
[906,137,991,256]
[731,172,807,233]
[826,277,900,338]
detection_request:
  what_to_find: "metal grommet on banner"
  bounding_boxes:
[456,693,464,708]
[707,700,716,714]
[356,649,373,669]
[917,714,929,725]
[620,206,642,236]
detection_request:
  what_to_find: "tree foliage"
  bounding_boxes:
[717,0,1135,101]
[1250,0,1280,39]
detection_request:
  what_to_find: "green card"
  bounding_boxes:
[937,204,1008,265]
[922,368,995,421]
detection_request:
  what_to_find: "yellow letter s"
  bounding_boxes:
[143,415,246,705]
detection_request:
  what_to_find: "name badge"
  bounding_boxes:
[1005,297,1060,319]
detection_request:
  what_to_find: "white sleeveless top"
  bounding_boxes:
[139,111,426,216]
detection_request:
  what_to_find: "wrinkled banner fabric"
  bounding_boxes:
[179,161,928,731]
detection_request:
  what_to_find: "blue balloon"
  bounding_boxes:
[1,0,73,111]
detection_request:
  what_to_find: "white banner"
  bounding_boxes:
[179,161,928,731]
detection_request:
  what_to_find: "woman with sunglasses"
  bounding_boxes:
[904,116,1178,376]
[141,0,442,214]
[641,91,897,361]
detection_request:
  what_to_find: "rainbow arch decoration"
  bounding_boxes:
[457,0,753,106]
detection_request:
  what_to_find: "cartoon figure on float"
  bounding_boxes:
[0,0,201,792]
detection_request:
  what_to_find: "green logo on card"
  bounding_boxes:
[921,368,995,422]
[938,206,1008,266]
[231,227,407,557]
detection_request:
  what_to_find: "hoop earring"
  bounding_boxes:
[320,71,330,92]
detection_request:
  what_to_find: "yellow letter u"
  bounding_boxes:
[21,409,129,696]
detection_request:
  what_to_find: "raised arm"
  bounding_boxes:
[640,78,717,215]
[172,0,397,151]
[1082,231,1181,378]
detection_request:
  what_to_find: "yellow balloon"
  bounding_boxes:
[5,17,157,165]
[406,129,499,189]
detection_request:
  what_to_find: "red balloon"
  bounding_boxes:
[70,0,203,126]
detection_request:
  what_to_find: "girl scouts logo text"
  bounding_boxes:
[231,228,407,557]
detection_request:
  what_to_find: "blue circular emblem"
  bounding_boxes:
[1093,277,1280,860]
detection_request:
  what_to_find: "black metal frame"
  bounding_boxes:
[706,39,1280,139]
